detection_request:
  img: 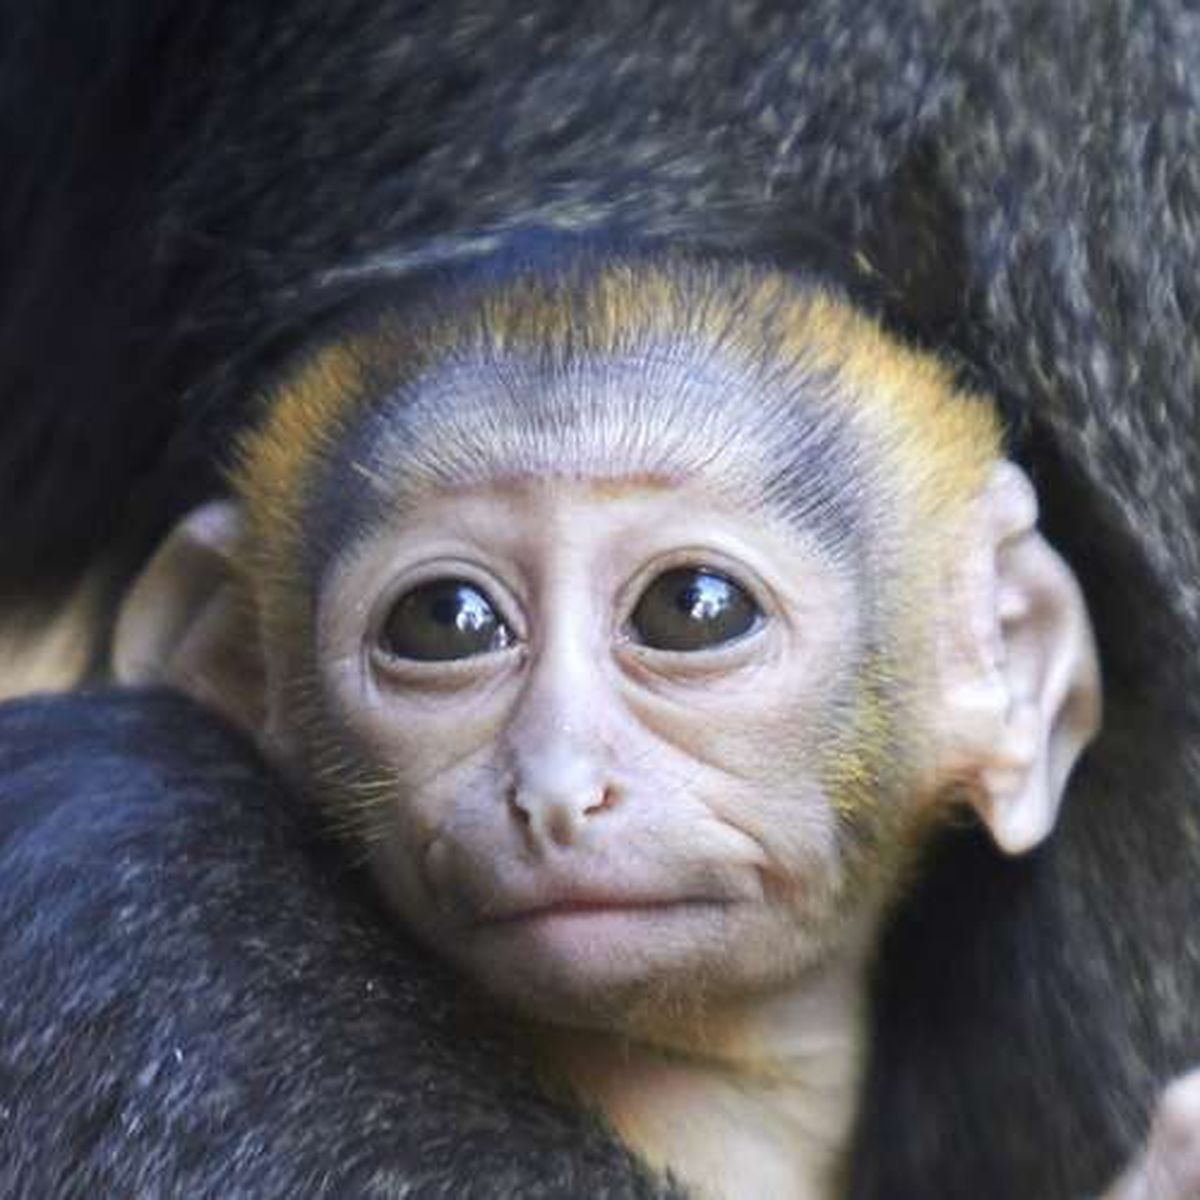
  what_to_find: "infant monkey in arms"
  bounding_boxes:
[115,250,1200,1200]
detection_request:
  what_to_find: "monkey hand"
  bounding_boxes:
[1103,1070,1200,1200]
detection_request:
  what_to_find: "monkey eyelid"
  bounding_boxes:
[614,618,771,677]
[366,636,526,693]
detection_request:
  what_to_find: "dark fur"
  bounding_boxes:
[2,2,1199,1197]
[0,690,679,1197]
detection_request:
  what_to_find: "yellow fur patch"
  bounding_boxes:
[230,341,370,627]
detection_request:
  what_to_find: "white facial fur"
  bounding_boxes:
[314,476,870,1031]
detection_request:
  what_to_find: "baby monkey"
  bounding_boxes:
[115,249,1166,1198]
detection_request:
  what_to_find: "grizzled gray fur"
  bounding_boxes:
[0,691,684,1198]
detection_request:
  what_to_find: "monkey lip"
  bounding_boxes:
[477,895,733,927]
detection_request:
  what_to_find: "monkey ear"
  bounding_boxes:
[112,501,267,735]
[932,462,1102,854]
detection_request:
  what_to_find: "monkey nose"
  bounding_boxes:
[506,784,617,850]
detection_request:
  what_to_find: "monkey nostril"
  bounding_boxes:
[506,785,531,825]
[583,785,618,816]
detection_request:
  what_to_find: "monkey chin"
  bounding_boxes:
[443,896,848,1039]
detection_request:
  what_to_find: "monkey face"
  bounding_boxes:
[113,257,1101,1040]
[312,472,873,1030]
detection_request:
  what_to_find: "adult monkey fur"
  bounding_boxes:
[1,0,1200,1197]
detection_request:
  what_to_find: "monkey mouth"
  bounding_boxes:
[462,893,748,994]
[476,895,734,927]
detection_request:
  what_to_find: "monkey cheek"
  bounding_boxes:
[360,811,457,942]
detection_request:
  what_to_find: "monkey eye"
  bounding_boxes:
[379,579,514,662]
[629,567,762,652]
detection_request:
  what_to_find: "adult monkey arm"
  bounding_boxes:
[0,689,679,1198]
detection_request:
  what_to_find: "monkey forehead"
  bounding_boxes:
[304,347,872,580]
[366,351,823,493]
[232,257,1003,602]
